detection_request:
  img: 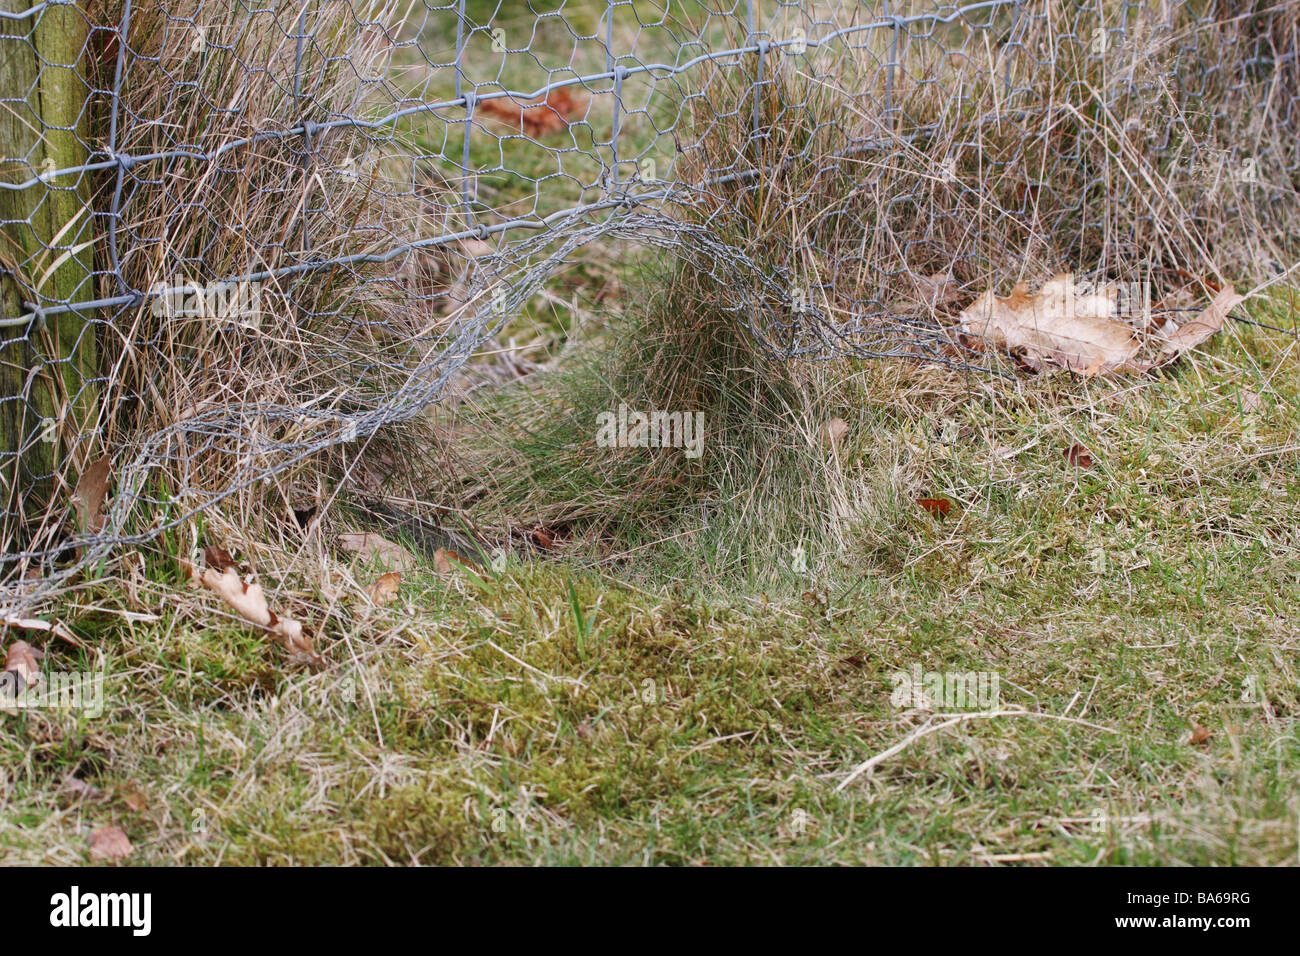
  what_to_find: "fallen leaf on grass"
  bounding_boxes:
[824,417,849,446]
[1064,444,1093,468]
[367,571,401,605]
[337,532,418,572]
[193,549,322,666]
[89,825,133,861]
[918,497,952,517]
[71,455,112,534]
[958,275,1139,375]
[1156,286,1244,357]
[525,525,570,551]
[2,613,82,647]
[957,274,1243,375]
[202,545,237,573]
[119,782,148,813]
[3,639,42,686]
[477,86,588,138]
[1190,723,1213,745]
[433,548,476,574]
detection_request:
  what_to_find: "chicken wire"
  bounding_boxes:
[0,0,1296,611]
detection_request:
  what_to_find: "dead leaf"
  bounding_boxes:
[433,548,476,573]
[1157,286,1244,358]
[367,571,401,605]
[194,550,321,666]
[1064,444,1093,468]
[71,455,112,534]
[119,782,148,813]
[3,640,42,687]
[202,545,238,573]
[1190,723,1213,745]
[824,417,849,446]
[2,613,82,647]
[918,497,952,517]
[337,532,418,572]
[477,86,588,137]
[290,503,318,529]
[1170,268,1224,295]
[89,825,133,861]
[958,274,1139,375]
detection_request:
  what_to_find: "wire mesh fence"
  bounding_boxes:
[0,0,1296,612]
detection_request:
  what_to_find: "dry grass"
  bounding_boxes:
[427,1,1299,586]
[666,0,1299,346]
[1,0,1298,866]
[2,300,1297,864]
[2,0,486,589]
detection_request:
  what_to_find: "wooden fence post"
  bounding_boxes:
[0,0,98,537]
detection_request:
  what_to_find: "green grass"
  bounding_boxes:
[3,0,1297,867]
[3,297,1297,865]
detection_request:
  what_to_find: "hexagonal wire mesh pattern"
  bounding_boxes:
[0,0,1296,610]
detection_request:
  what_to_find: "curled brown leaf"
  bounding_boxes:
[1064,444,1093,468]
[1158,286,1244,358]
[367,571,402,605]
[3,639,42,686]
[89,825,133,861]
[71,455,112,534]
[918,497,952,517]
[194,550,322,666]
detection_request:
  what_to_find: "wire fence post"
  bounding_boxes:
[1004,0,1021,94]
[604,0,621,193]
[293,5,313,253]
[0,0,99,524]
[746,0,764,137]
[884,0,899,132]
[455,0,477,230]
